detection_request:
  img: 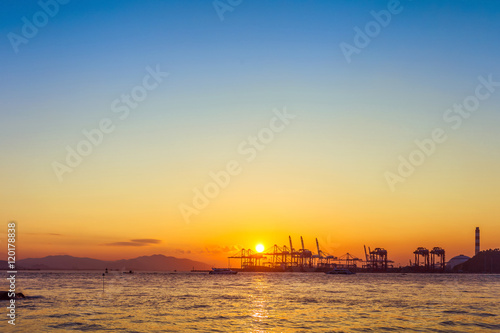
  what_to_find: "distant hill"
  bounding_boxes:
[16,255,106,270]
[455,249,500,273]
[0,260,28,270]
[0,254,211,271]
[0,261,10,270]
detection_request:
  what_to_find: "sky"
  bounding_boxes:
[1,0,499,267]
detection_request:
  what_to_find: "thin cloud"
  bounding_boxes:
[131,239,162,244]
[25,233,63,236]
[104,242,146,247]
[104,239,162,247]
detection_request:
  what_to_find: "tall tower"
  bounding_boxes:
[475,227,480,256]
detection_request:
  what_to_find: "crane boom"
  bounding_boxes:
[289,236,293,253]
[316,238,321,256]
[301,236,305,251]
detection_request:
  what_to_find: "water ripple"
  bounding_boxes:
[9,272,500,332]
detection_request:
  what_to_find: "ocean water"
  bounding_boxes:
[1,272,499,332]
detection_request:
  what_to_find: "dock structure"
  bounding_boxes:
[413,247,430,271]
[363,246,393,271]
[228,236,344,272]
[226,238,448,273]
[430,247,446,272]
[228,236,369,272]
[338,252,363,269]
[412,246,446,272]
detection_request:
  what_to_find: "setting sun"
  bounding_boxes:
[256,244,265,253]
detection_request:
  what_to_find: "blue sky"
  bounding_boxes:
[2,0,499,128]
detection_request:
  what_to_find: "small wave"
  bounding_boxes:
[122,293,148,297]
[473,322,500,330]
[232,314,253,320]
[225,283,247,287]
[181,304,211,310]
[471,312,497,317]
[80,311,106,316]
[195,315,229,320]
[443,310,468,314]
[48,313,80,318]
[118,315,134,319]
[216,294,245,300]
[374,326,400,331]
[213,315,229,320]
[440,320,457,326]
[290,325,312,330]
[297,297,319,304]
[325,290,344,294]
[49,322,105,331]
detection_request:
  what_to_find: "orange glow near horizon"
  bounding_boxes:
[1,106,500,267]
[3,223,499,269]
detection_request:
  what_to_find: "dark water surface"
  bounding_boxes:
[1,272,499,332]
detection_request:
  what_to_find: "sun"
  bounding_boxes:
[256,244,265,253]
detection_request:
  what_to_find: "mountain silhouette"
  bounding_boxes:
[2,254,210,271]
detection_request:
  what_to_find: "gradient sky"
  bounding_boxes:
[1,0,499,266]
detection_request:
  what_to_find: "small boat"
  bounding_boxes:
[325,268,355,275]
[209,268,237,275]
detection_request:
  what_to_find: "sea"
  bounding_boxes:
[1,271,499,332]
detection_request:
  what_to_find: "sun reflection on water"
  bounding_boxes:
[250,274,270,330]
